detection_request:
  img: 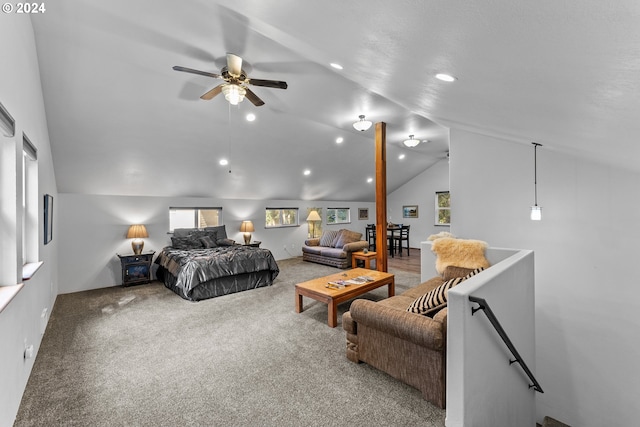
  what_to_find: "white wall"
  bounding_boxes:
[388,157,450,248]
[0,15,58,427]
[57,193,375,293]
[449,128,640,427]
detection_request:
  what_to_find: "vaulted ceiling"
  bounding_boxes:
[31,0,640,201]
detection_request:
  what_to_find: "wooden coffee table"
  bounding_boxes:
[295,268,395,327]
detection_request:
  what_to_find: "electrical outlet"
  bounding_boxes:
[283,244,287,250]
[290,244,295,249]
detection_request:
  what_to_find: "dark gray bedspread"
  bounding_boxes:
[155,245,279,299]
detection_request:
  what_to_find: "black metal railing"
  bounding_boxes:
[469,295,543,393]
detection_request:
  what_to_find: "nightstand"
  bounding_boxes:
[117,251,155,286]
[243,241,261,248]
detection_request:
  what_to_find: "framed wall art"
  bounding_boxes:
[44,194,53,244]
[402,205,419,218]
[358,208,369,220]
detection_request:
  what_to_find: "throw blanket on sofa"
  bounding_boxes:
[155,245,279,301]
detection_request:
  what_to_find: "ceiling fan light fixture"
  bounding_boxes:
[353,115,372,132]
[222,84,246,105]
[403,135,420,147]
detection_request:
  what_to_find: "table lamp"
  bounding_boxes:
[306,210,321,238]
[127,224,149,255]
[240,220,255,244]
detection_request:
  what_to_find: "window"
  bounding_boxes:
[0,101,15,137]
[169,207,222,232]
[326,208,350,225]
[22,133,38,264]
[265,207,299,228]
[435,191,450,225]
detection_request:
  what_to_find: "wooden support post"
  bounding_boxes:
[375,122,388,272]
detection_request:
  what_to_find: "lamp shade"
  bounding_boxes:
[126,224,148,239]
[530,205,542,221]
[239,221,255,233]
[306,210,321,222]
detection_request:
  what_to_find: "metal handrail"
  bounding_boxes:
[469,295,543,393]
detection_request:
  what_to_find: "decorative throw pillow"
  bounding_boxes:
[463,267,485,280]
[319,230,339,247]
[443,265,476,281]
[407,267,486,316]
[200,235,217,248]
[216,238,236,246]
[171,236,203,250]
[407,276,465,315]
[333,229,363,249]
[431,237,490,275]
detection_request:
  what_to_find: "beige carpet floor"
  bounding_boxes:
[14,257,445,427]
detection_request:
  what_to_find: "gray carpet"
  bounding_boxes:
[15,257,445,427]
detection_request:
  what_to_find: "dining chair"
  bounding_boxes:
[366,224,376,250]
[393,225,410,256]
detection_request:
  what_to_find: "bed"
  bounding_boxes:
[154,226,279,301]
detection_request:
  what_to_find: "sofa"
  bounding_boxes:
[302,229,369,269]
[343,264,485,409]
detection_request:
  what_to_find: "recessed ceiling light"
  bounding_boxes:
[435,73,457,82]
[367,177,373,183]
[246,113,256,122]
[398,153,406,160]
[336,137,344,144]
[219,159,228,166]
[330,63,343,70]
[303,169,311,176]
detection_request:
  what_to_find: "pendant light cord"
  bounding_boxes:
[532,142,542,205]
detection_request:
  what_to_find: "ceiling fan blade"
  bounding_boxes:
[244,88,265,106]
[248,78,288,90]
[173,66,221,79]
[200,84,224,100]
[226,53,243,77]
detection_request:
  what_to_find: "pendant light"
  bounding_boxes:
[530,142,543,220]
[403,135,420,147]
[353,115,372,132]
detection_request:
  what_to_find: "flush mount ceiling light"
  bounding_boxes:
[330,63,343,70]
[435,73,457,82]
[221,84,246,105]
[336,137,344,144]
[353,115,372,132]
[403,135,420,147]
[530,142,543,221]
[245,113,256,122]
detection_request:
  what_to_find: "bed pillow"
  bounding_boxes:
[173,228,198,237]
[431,237,490,275]
[199,235,217,248]
[319,230,339,247]
[333,229,362,249]
[205,225,227,240]
[171,236,203,250]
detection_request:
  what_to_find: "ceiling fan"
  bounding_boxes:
[173,53,288,106]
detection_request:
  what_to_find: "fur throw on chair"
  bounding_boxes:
[431,237,490,275]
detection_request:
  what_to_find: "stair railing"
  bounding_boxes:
[469,295,543,393]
